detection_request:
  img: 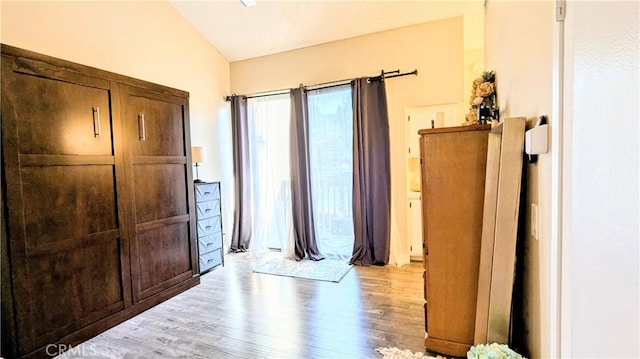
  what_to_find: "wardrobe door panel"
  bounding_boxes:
[1,54,131,357]
[137,222,192,295]
[126,94,185,156]
[21,165,118,246]
[121,85,198,303]
[25,241,123,345]
[133,164,188,223]
[7,62,112,156]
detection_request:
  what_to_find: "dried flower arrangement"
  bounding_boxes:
[465,71,499,125]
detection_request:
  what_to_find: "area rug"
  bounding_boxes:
[253,257,352,283]
[375,347,440,359]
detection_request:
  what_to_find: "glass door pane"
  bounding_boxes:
[307,85,354,258]
[247,94,292,252]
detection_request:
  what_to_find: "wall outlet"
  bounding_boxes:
[531,203,539,240]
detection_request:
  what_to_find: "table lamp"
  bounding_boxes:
[191,146,207,183]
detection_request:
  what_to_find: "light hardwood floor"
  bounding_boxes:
[58,252,427,359]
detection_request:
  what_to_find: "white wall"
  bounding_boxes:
[230,18,466,265]
[1,1,234,246]
[565,2,639,357]
[486,1,640,357]
[484,2,554,357]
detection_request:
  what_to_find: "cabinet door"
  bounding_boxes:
[408,199,423,259]
[1,57,131,355]
[121,85,198,302]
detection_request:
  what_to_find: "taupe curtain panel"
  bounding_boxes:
[229,95,252,252]
[289,86,325,261]
[350,78,391,266]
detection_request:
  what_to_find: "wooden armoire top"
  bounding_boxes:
[418,123,491,136]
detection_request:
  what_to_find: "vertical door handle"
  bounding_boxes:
[138,113,146,141]
[92,107,101,138]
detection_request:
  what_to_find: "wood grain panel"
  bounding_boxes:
[16,240,124,351]
[420,125,490,357]
[133,164,188,224]
[136,215,190,232]
[136,222,192,295]
[5,69,113,156]
[132,156,187,165]
[20,165,118,246]
[121,83,198,308]
[124,94,186,157]
[19,154,115,166]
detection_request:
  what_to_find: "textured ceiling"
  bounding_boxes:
[170,0,484,62]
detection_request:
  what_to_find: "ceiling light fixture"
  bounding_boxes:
[240,0,256,7]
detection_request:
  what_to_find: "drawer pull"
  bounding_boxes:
[204,191,211,195]
[206,226,212,230]
[138,113,146,141]
[205,209,211,212]
[207,259,213,263]
[92,107,101,138]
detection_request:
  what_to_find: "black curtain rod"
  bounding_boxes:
[225,69,418,101]
[369,69,418,82]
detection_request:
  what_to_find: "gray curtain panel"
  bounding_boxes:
[230,95,252,252]
[289,86,325,261]
[350,78,391,266]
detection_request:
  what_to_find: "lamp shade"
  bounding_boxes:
[191,146,207,163]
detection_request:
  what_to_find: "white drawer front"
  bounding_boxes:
[196,199,220,219]
[198,232,223,254]
[197,216,221,237]
[199,249,222,272]
[195,183,220,203]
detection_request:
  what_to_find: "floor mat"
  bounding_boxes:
[253,256,352,283]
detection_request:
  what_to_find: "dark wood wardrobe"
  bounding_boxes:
[1,44,200,358]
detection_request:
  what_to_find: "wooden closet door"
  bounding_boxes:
[1,56,131,355]
[121,85,198,303]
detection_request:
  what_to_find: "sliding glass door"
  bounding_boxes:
[307,85,354,258]
[247,95,292,252]
[245,87,354,258]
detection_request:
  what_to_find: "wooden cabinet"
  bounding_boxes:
[195,182,224,273]
[1,44,199,358]
[419,124,490,357]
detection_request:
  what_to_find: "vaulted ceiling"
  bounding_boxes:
[170,0,484,62]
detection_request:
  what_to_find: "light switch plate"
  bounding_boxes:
[531,203,539,240]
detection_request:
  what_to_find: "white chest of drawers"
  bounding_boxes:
[194,182,224,273]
